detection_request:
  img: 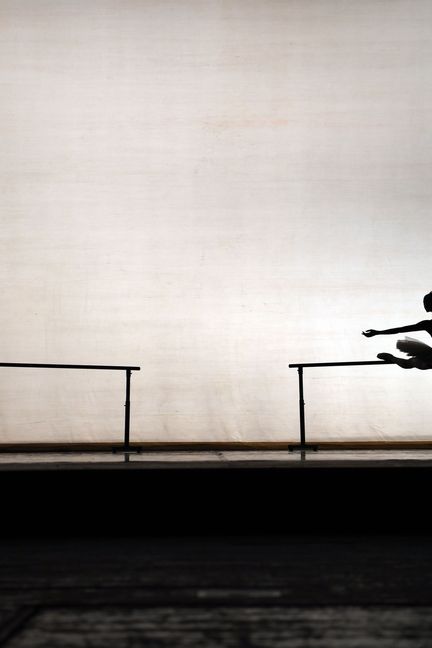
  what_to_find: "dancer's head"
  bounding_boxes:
[424,292,432,312]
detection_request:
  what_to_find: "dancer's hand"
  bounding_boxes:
[362,329,378,337]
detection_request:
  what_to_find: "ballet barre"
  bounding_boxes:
[288,360,390,451]
[0,362,141,453]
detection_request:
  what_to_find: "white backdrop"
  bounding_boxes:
[1,0,432,443]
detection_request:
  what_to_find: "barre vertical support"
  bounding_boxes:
[289,365,318,452]
[112,368,142,454]
[298,367,305,445]
[125,368,132,448]
[123,368,141,453]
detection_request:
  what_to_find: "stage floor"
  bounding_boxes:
[0,448,432,470]
[3,534,432,646]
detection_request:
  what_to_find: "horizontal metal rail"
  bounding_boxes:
[289,361,387,369]
[0,363,140,371]
[288,360,390,451]
[0,362,141,452]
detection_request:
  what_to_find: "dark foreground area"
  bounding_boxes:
[0,459,432,645]
[2,533,432,646]
[0,461,431,535]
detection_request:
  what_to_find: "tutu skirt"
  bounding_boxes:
[396,336,432,369]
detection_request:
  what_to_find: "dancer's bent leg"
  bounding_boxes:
[377,352,414,369]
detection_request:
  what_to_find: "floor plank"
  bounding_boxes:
[8,605,432,648]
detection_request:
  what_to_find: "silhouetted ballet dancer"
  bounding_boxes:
[362,292,432,370]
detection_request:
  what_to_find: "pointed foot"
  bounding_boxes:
[377,353,394,362]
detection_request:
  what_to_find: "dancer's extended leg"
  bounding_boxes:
[377,352,414,368]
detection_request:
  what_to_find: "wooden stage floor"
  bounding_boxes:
[1,448,432,469]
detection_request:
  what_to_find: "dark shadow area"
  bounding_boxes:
[1,463,431,536]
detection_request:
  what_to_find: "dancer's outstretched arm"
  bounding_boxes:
[362,321,428,337]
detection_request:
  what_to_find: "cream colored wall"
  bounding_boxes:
[1,0,432,443]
